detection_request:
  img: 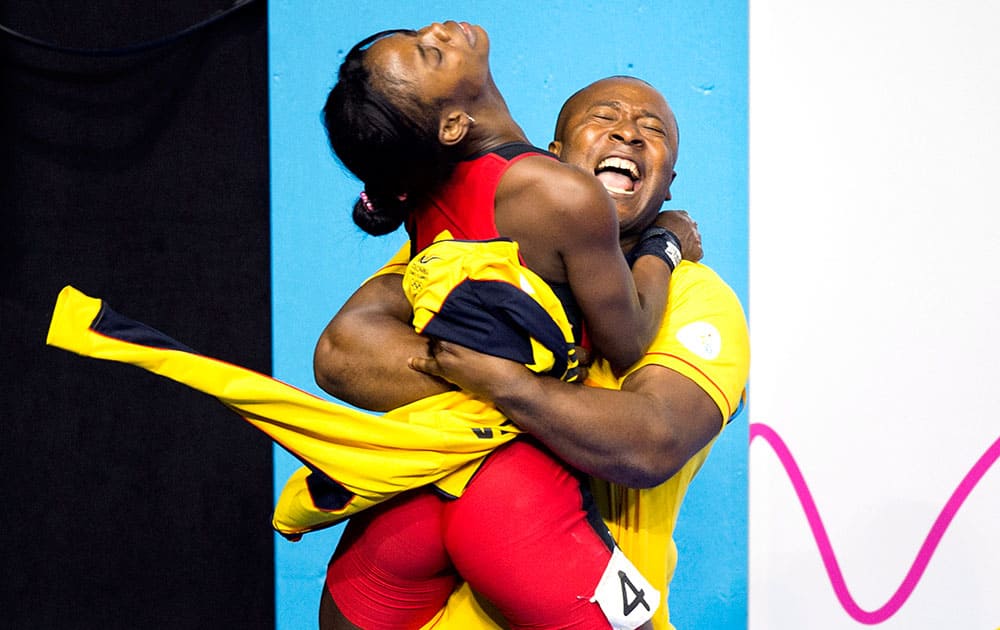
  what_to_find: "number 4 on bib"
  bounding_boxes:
[590,547,660,629]
[619,570,650,617]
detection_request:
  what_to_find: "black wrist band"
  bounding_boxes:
[626,226,683,271]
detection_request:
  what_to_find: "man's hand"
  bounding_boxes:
[654,210,703,262]
[408,339,534,400]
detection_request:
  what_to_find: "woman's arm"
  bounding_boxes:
[499,158,672,373]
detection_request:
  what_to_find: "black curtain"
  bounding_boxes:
[0,1,275,628]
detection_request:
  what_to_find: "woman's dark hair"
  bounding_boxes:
[323,29,459,236]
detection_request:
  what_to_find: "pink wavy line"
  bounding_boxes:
[749,422,1000,625]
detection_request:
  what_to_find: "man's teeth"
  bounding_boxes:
[595,157,640,180]
[604,185,635,195]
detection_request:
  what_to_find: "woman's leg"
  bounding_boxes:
[322,488,457,630]
[442,439,621,629]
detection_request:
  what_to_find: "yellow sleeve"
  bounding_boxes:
[624,261,749,425]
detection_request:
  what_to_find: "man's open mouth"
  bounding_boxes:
[595,156,640,195]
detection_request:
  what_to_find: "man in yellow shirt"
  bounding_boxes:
[315,76,749,629]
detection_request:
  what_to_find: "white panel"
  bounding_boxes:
[749,0,1000,627]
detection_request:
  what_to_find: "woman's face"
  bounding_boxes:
[364,21,491,110]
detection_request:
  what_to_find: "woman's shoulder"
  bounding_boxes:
[501,154,607,211]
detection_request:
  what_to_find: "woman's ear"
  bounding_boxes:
[439,110,474,146]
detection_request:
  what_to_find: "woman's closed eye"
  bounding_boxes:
[418,44,443,65]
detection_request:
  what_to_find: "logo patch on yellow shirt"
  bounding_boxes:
[676,321,722,360]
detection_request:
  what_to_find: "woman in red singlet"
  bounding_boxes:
[316,22,678,630]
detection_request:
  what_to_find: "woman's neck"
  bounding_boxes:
[461,80,531,156]
[464,122,529,156]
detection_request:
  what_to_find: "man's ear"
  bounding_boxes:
[664,169,677,201]
[547,140,563,157]
[439,110,473,146]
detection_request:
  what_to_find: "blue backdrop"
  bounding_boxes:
[269,2,747,628]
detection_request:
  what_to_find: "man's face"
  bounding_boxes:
[551,78,678,237]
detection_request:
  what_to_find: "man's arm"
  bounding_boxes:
[314,273,452,411]
[410,340,722,488]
